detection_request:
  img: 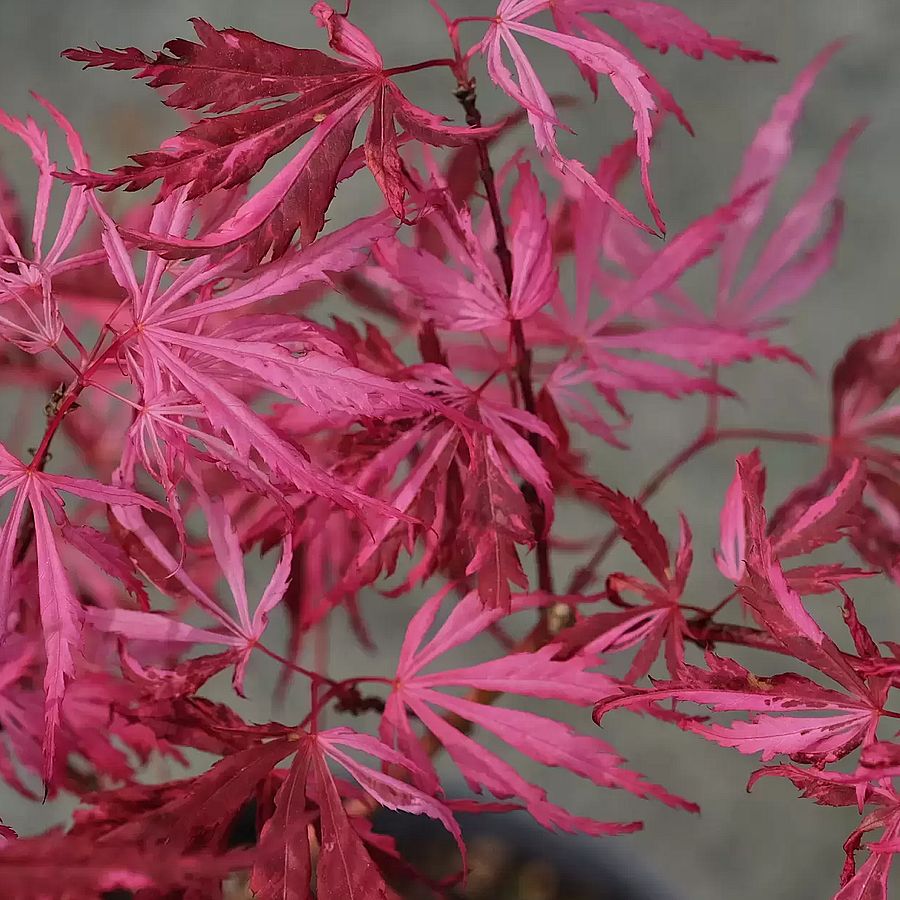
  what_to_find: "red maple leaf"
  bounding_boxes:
[830,322,900,579]
[595,452,888,766]
[74,722,460,900]
[0,831,249,899]
[556,490,694,681]
[0,441,162,778]
[758,321,900,586]
[62,6,493,260]
[749,764,900,899]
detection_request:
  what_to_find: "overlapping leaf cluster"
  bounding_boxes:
[0,2,894,898]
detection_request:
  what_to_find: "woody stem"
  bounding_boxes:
[14,329,129,565]
[454,78,554,601]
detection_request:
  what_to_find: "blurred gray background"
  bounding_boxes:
[0,1,898,898]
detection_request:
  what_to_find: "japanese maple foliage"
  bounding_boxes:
[0,3,893,899]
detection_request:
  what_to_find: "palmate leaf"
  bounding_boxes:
[710,42,867,337]
[830,322,900,579]
[383,587,695,834]
[762,321,900,584]
[596,452,886,767]
[409,366,555,608]
[715,450,867,584]
[556,491,694,681]
[374,161,557,331]
[0,442,162,780]
[557,1,775,62]
[538,185,801,446]
[549,44,859,387]
[90,188,432,522]
[254,728,463,900]
[0,97,104,354]
[474,1,768,236]
[63,6,492,260]
[597,651,883,765]
[87,480,293,696]
[476,0,662,235]
[74,723,460,900]
[317,364,556,611]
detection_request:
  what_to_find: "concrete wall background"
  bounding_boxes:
[0,2,897,898]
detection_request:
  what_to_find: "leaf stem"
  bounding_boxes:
[29,329,131,470]
[385,58,458,77]
[450,16,496,26]
[685,621,789,655]
[255,641,337,687]
[694,588,740,623]
[12,326,133,567]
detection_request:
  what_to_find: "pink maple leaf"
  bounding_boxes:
[763,322,899,587]
[90,187,430,521]
[716,450,867,584]
[86,481,293,696]
[374,160,557,330]
[0,441,162,778]
[382,587,695,835]
[475,0,663,234]
[557,44,861,369]
[547,0,772,147]
[558,496,694,681]
[538,186,795,445]
[714,43,864,334]
[596,452,887,765]
[597,650,883,765]
[0,98,102,353]
[558,1,775,62]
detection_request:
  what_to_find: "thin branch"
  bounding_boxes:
[453,75,555,600]
[568,430,712,594]
[568,424,828,594]
[716,427,827,446]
